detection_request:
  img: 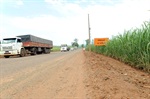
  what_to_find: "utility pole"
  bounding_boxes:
[88,14,91,52]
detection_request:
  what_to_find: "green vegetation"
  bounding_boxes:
[89,21,150,72]
[72,38,79,47]
[52,46,60,52]
[81,44,84,48]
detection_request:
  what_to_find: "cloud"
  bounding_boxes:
[1,14,88,45]
[1,0,150,45]
[45,0,85,18]
[0,0,3,3]
[16,0,23,6]
[82,0,150,39]
[0,0,23,5]
[45,0,67,5]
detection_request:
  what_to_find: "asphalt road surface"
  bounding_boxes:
[0,50,87,99]
[0,51,70,77]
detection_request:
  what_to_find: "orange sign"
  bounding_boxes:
[94,38,109,46]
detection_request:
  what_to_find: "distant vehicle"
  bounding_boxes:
[74,46,78,50]
[70,47,74,51]
[0,34,53,58]
[60,44,70,52]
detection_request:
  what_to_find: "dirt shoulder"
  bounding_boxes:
[83,51,150,99]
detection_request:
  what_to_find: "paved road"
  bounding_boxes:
[0,49,86,99]
[0,50,76,78]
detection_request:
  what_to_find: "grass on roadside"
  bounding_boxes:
[51,46,60,52]
[88,21,150,73]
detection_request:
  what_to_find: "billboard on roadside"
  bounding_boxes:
[94,38,109,46]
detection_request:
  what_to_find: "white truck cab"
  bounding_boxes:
[0,37,24,58]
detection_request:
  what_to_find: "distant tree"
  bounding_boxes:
[72,42,79,47]
[81,44,84,48]
[85,39,89,46]
[74,38,78,43]
[72,38,79,47]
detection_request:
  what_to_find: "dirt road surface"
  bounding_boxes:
[0,50,150,99]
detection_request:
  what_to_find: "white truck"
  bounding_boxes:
[0,35,53,58]
[60,44,70,52]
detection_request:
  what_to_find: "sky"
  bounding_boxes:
[0,0,150,46]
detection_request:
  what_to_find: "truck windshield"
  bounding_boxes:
[2,38,16,44]
[61,44,67,47]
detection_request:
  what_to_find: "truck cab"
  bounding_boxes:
[0,37,25,58]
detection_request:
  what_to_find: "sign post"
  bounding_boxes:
[88,14,91,52]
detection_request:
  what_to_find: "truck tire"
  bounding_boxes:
[34,48,37,55]
[31,48,37,55]
[46,48,50,53]
[4,56,10,58]
[43,48,49,54]
[43,48,46,54]
[24,49,27,56]
[20,49,25,57]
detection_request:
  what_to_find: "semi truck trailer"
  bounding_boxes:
[0,35,53,58]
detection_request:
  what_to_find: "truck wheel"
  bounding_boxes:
[46,48,50,54]
[44,48,47,54]
[4,56,10,58]
[22,48,26,56]
[33,48,37,55]
[20,49,24,57]
[31,48,37,55]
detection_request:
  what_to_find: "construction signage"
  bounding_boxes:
[94,38,109,46]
